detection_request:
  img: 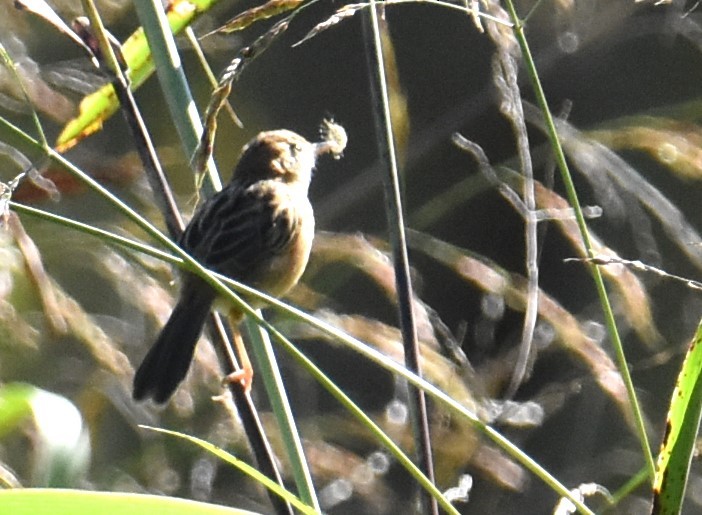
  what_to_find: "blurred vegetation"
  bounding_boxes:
[2,0,702,513]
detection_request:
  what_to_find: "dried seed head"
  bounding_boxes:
[314,119,347,159]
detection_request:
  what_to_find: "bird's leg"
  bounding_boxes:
[222,311,254,394]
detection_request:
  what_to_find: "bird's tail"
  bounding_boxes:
[133,282,215,403]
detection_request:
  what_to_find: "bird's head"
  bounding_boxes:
[233,121,347,186]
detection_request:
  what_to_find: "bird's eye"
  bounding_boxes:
[290,143,303,156]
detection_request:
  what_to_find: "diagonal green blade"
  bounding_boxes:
[652,318,702,514]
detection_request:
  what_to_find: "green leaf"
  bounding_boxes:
[54,0,221,152]
[652,318,702,514]
[0,489,259,515]
[140,426,317,515]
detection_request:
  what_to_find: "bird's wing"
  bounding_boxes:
[179,181,298,280]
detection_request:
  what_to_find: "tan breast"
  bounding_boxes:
[255,199,314,298]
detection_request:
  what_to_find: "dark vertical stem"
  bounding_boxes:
[205,317,294,515]
[83,2,293,512]
[361,4,438,514]
[112,65,294,515]
[109,80,184,236]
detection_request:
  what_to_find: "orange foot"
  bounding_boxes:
[222,366,254,395]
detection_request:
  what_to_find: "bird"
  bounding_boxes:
[133,123,346,403]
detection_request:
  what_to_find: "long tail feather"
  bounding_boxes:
[133,283,215,403]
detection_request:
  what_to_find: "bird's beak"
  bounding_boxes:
[314,140,337,157]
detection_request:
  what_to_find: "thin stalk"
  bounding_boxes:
[183,27,242,128]
[131,3,300,512]
[81,0,183,236]
[362,3,437,514]
[11,194,594,514]
[9,201,176,261]
[502,0,655,478]
[608,466,648,509]
[492,50,539,400]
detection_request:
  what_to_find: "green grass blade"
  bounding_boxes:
[133,0,220,195]
[652,319,702,514]
[243,319,321,512]
[0,488,258,515]
[502,0,655,478]
[141,426,317,515]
